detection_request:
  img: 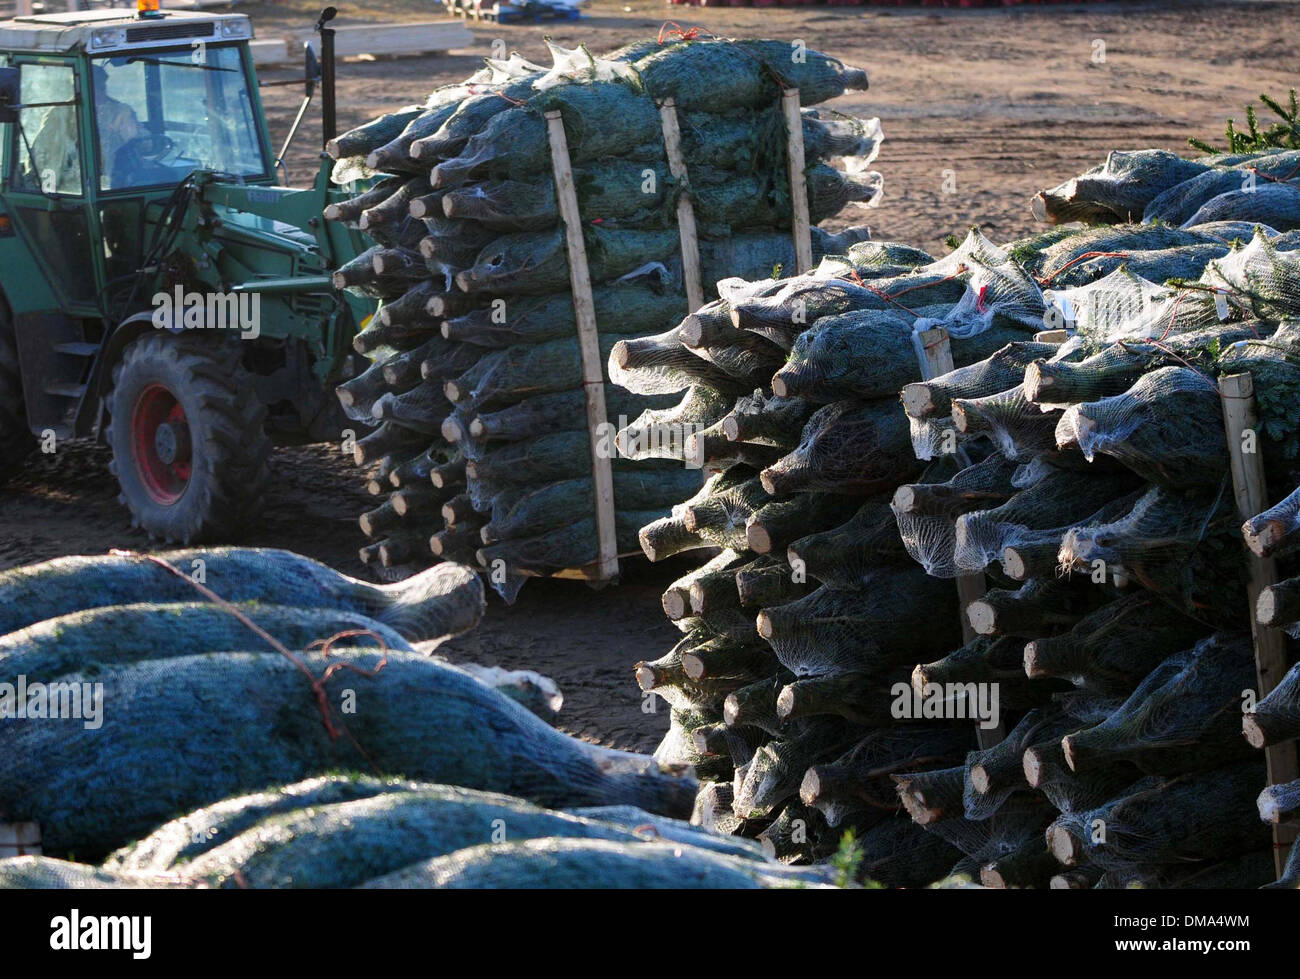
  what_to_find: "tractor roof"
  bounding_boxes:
[0,9,253,55]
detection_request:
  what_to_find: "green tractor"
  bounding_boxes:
[0,4,374,542]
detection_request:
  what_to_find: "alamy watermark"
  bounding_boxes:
[595,415,708,469]
[0,675,103,730]
[50,910,151,959]
[152,286,261,340]
[891,680,1000,730]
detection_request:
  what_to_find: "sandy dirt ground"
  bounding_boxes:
[1,0,1296,752]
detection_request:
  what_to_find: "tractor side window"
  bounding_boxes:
[13,64,82,196]
[0,56,8,179]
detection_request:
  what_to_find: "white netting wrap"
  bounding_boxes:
[911,255,1048,345]
[614,385,733,463]
[1043,267,1220,344]
[892,453,1023,578]
[1054,366,1225,488]
[952,467,1139,575]
[1198,227,1300,322]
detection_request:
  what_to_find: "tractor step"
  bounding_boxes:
[43,383,87,399]
[53,342,100,357]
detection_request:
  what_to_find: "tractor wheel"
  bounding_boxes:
[106,333,273,544]
[0,295,35,486]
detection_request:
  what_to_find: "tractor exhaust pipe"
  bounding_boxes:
[316,6,338,146]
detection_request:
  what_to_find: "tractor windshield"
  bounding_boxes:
[92,45,266,191]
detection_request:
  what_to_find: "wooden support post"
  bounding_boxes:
[546,111,619,583]
[915,327,1004,747]
[781,89,814,275]
[0,822,40,858]
[657,98,705,313]
[1220,372,1298,877]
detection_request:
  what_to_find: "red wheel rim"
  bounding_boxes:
[131,383,191,505]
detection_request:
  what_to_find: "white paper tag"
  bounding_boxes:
[1214,291,1230,321]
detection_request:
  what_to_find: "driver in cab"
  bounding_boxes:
[93,64,141,189]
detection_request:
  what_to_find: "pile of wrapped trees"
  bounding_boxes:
[325,37,880,598]
[1032,146,1300,231]
[630,145,1300,887]
[2,775,837,889]
[0,547,822,887]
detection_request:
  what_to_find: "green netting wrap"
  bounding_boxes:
[435,100,879,190]
[1059,633,1256,777]
[761,399,920,496]
[0,857,163,889]
[1023,589,1213,694]
[1023,323,1267,410]
[614,384,736,463]
[482,469,704,544]
[757,570,959,679]
[457,226,870,298]
[962,708,1076,821]
[1057,484,1247,626]
[947,465,1140,575]
[443,161,881,233]
[446,334,635,414]
[468,386,673,444]
[443,268,687,348]
[0,602,412,684]
[359,837,829,889]
[1058,244,1232,290]
[1183,182,1300,231]
[106,775,419,872]
[1032,150,1211,225]
[1141,151,1300,224]
[626,38,867,111]
[1036,225,1220,285]
[1045,762,1269,871]
[109,784,761,888]
[2,649,697,857]
[0,548,483,642]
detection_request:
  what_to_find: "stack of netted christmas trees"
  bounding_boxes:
[631,146,1300,887]
[326,36,881,597]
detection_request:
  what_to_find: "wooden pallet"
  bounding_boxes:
[444,0,581,23]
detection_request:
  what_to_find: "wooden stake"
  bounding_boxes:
[1220,371,1298,877]
[658,98,705,313]
[781,89,813,275]
[0,822,40,857]
[915,326,1004,748]
[546,110,619,582]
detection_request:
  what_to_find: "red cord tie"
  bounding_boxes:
[1037,251,1131,288]
[109,550,389,757]
[657,22,705,44]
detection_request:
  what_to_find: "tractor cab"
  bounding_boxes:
[0,5,374,544]
[0,8,274,314]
